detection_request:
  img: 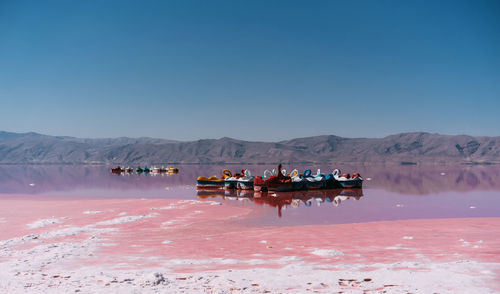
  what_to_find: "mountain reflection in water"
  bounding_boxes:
[1,164,500,195]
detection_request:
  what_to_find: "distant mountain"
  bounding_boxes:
[0,131,499,164]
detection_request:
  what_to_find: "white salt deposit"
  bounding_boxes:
[403,236,414,240]
[96,214,157,226]
[178,200,203,204]
[385,244,411,250]
[159,205,178,210]
[459,239,483,249]
[83,210,103,214]
[0,222,498,294]
[161,221,175,226]
[27,218,63,229]
[101,243,120,247]
[1,257,495,294]
[310,248,344,257]
[41,226,118,239]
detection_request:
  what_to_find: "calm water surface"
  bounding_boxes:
[1,164,499,226]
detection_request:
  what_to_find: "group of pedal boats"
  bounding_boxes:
[196,164,363,191]
[111,166,179,174]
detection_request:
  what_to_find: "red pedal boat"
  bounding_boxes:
[253,164,294,192]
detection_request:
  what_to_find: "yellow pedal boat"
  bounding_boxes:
[196,169,232,188]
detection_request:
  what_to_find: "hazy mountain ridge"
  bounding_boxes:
[0,131,499,164]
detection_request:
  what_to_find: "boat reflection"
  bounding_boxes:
[196,188,363,217]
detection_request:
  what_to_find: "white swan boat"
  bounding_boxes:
[237,169,255,190]
[332,169,363,188]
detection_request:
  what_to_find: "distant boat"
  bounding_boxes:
[332,169,363,188]
[110,166,123,174]
[148,166,179,174]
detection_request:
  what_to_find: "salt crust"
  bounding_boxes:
[27,218,63,229]
[1,226,497,293]
[83,210,103,214]
[95,213,158,226]
[0,244,497,294]
[1,199,498,293]
[310,249,344,257]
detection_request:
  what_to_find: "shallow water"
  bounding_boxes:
[1,164,499,225]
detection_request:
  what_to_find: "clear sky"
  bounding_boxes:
[0,0,499,141]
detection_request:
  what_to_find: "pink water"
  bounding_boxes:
[1,164,499,226]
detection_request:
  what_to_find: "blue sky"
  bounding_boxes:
[0,0,499,141]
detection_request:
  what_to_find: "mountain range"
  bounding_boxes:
[0,131,499,165]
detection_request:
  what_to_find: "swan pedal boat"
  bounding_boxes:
[300,169,327,190]
[110,166,123,174]
[254,164,294,192]
[150,166,179,174]
[111,166,134,174]
[332,169,363,188]
[224,170,245,189]
[237,169,255,190]
[197,169,231,188]
[223,169,256,190]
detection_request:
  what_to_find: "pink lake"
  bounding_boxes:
[0,164,499,293]
[1,164,499,224]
